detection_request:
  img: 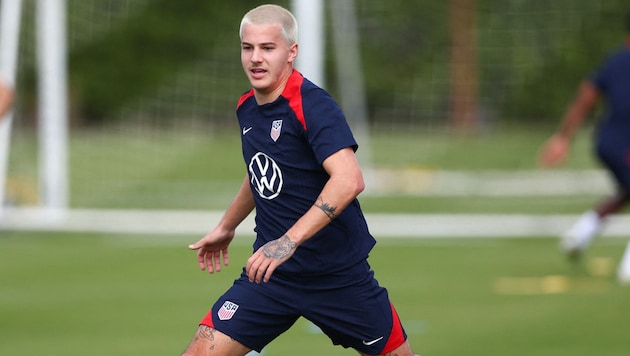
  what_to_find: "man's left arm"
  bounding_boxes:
[246,147,364,283]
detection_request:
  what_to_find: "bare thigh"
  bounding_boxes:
[357,340,420,356]
[181,325,251,356]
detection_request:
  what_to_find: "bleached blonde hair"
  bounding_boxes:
[239,4,298,46]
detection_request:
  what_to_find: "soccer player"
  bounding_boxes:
[182,4,420,356]
[538,10,630,282]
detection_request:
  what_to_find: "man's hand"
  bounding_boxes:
[246,235,297,283]
[539,133,570,168]
[188,229,235,274]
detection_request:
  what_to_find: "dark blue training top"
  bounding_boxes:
[590,41,630,139]
[236,69,376,276]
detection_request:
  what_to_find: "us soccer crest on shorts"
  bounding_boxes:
[217,301,239,320]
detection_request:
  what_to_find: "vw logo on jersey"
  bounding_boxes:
[249,152,283,200]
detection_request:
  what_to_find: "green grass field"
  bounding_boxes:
[1,231,629,356]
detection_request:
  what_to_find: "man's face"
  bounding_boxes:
[241,23,297,101]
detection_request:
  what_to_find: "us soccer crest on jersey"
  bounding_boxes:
[270,120,282,141]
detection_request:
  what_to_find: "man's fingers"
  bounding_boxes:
[193,246,231,274]
[213,251,222,273]
[222,249,230,268]
[256,262,271,283]
[205,252,215,273]
[245,254,278,283]
[263,263,277,283]
[247,252,266,283]
[196,250,207,271]
[246,255,258,282]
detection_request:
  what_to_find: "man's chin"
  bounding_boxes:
[250,82,270,93]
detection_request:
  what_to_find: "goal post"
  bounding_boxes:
[0,0,23,217]
[36,0,69,214]
[328,0,373,183]
[293,0,373,181]
[0,0,69,218]
[291,0,325,88]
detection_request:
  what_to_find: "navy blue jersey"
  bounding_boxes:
[590,42,630,137]
[588,41,630,189]
[236,69,376,276]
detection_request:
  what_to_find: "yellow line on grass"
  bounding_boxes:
[493,275,612,295]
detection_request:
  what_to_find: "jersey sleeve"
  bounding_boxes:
[301,88,358,165]
[589,51,617,93]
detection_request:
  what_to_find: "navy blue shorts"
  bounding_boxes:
[199,261,407,354]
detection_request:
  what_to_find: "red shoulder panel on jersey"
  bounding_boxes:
[237,89,255,109]
[282,69,307,131]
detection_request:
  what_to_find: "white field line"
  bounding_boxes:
[0,170,622,237]
[1,207,629,238]
[366,169,610,196]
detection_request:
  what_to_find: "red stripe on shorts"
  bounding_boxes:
[380,303,407,354]
[199,309,215,328]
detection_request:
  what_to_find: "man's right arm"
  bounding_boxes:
[188,174,255,273]
[539,80,600,168]
[218,174,256,231]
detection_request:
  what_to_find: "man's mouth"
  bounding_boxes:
[250,68,267,79]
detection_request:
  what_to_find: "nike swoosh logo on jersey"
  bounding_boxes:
[242,127,253,135]
[362,336,383,346]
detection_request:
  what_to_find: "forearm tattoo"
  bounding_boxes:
[263,235,297,259]
[315,196,337,220]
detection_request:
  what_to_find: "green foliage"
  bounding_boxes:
[489,0,630,122]
[69,0,277,123]
[22,1,630,126]
[349,1,450,123]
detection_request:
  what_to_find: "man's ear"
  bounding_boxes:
[288,43,298,63]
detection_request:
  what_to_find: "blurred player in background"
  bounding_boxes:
[538,10,630,283]
[0,77,14,119]
[182,4,420,355]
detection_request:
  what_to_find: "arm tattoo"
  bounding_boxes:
[197,325,216,351]
[198,325,215,341]
[315,196,338,221]
[263,235,297,259]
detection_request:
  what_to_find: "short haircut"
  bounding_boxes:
[239,4,298,46]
